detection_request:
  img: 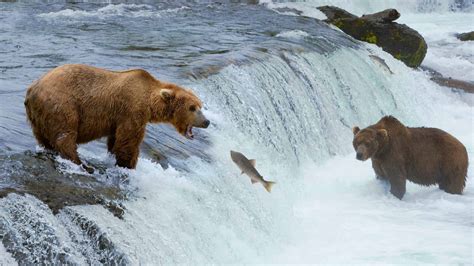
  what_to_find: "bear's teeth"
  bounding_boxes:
[186,126,194,139]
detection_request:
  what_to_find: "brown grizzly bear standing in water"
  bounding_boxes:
[25,64,210,172]
[352,116,468,199]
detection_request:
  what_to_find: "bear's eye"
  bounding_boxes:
[189,105,196,112]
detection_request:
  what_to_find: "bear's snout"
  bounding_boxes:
[193,110,210,128]
[355,145,368,161]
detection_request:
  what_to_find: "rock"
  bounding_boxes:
[361,9,400,23]
[274,7,303,16]
[456,31,474,41]
[431,77,474,93]
[317,5,357,21]
[0,151,127,218]
[318,6,427,68]
[420,66,474,93]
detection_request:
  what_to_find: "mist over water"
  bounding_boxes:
[0,0,472,264]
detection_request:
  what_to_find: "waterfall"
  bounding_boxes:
[264,0,473,15]
[0,1,472,263]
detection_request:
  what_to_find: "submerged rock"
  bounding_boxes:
[0,151,127,218]
[421,66,474,94]
[318,6,427,68]
[456,31,474,41]
[431,77,474,93]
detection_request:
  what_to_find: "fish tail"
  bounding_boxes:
[264,181,276,193]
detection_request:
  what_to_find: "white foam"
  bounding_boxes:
[276,30,310,39]
[0,243,17,265]
[38,4,189,19]
[260,0,327,19]
[260,0,471,16]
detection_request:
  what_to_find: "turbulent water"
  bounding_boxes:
[0,0,472,264]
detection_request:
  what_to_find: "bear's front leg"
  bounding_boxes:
[372,160,387,180]
[389,176,406,199]
[381,161,407,199]
[112,122,146,169]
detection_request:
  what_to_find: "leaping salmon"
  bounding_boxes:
[230,150,276,193]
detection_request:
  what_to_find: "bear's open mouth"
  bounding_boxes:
[185,125,194,139]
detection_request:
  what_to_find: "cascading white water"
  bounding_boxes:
[0,1,472,264]
[263,0,472,15]
[197,48,425,164]
[262,0,474,82]
[7,43,469,264]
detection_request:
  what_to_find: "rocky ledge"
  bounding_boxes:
[0,151,127,218]
[318,6,427,68]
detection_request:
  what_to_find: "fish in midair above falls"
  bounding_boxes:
[369,55,394,74]
[230,150,276,193]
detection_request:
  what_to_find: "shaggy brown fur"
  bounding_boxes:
[352,116,468,199]
[25,64,209,171]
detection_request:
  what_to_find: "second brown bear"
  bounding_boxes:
[352,116,468,199]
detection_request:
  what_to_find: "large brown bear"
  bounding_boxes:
[25,64,210,172]
[352,116,468,199]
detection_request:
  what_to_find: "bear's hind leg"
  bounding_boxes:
[439,177,464,195]
[439,161,466,195]
[54,132,81,164]
[54,131,94,174]
[31,127,54,150]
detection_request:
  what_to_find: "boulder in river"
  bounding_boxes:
[317,6,427,68]
[456,31,474,41]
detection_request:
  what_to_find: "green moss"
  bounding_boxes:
[362,32,377,44]
[408,39,427,67]
[333,20,344,28]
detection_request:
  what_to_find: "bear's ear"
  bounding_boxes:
[160,89,174,101]
[352,126,360,135]
[377,129,388,140]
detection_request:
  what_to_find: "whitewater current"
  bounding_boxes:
[0,0,472,264]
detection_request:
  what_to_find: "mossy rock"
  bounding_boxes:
[318,6,427,68]
[456,31,474,41]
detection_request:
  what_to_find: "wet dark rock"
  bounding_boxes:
[318,6,427,68]
[456,31,474,41]
[274,7,303,16]
[141,124,212,171]
[431,77,474,93]
[420,66,474,93]
[0,151,127,218]
[361,9,400,23]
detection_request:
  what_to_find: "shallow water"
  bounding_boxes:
[0,0,473,264]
